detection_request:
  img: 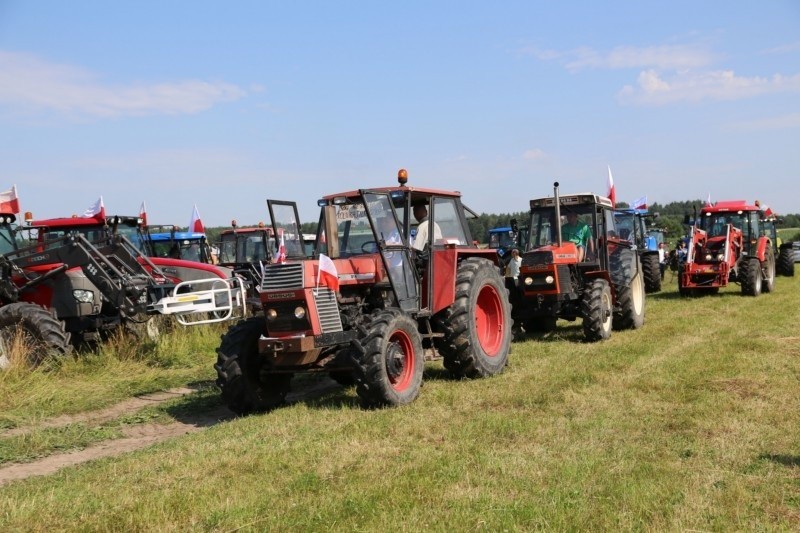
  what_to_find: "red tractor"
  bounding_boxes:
[216,222,276,313]
[6,213,244,346]
[512,183,645,342]
[679,201,776,296]
[215,169,513,413]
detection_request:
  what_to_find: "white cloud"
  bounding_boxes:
[618,69,800,105]
[521,43,715,72]
[0,50,247,118]
[763,42,800,55]
[522,148,546,161]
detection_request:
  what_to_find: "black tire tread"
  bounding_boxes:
[0,302,72,366]
[641,253,661,293]
[434,257,512,378]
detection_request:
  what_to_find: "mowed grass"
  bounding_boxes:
[1,275,800,531]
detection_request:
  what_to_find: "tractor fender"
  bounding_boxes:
[754,237,770,263]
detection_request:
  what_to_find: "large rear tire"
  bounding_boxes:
[581,279,612,342]
[740,257,762,297]
[0,303,71,369]
[353,309,423,408]
[641,253,661,293]
[777,245,795,277]
[215,317,291,415]
[435,258,512,378]
[613,270,645,330]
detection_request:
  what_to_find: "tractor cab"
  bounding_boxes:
[613,208,663,293]
[144,225,212,264]
[218,223,275,266]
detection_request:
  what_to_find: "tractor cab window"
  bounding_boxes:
[701,213,744,237]
[0,225,17,255]
[431,197,467,246]
[613,212,635,241]
[327,202,375,257]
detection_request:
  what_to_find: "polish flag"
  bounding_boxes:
[606,165,616,206]
[139,201,148,226]
[759,203,774,218]
[189,204,204,233]
[0,185,20,214]
[631,195,647,210]
[83,196,105,219]
[275,231,287,264]
[316,253,339,292]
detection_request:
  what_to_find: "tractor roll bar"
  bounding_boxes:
[553,182,563,248]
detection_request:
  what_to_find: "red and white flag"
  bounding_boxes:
[275,231,287,264]
[0,185,20,214]
[606,165,616,206]
[631,195,647,210]
[139,201,148,226]
[189,204,204,233]
[759,202,774,218]
[82,196,105,219]
[316,253,339,292]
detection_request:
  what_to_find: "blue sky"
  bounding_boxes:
[1,1,798,227]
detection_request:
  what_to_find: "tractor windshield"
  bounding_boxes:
[526,205,595,251]
[219,231,272,264]
[699,212,747,238]
[317,202,378,257]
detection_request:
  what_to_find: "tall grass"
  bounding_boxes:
[1,278,799,530]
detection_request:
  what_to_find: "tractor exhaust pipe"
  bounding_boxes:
[553,181,562,247]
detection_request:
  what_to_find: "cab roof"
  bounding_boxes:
[700,200,760,213]
[149,232,206,241]
[530,193,614,209]
[30,215,142,228]
[322,185,462,202]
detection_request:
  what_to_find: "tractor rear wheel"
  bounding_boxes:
[435,257,512,378]
[761,248,776,293]
[613,270,645,330]
[215,317,291,415]
[581,279,612,342]
[641,253,661,293]
[740,257,762,297]
[353,309,423,408]
[777,245,795,277]
[0,303,71,369]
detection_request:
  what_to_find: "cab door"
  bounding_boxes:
[361,191,420,312]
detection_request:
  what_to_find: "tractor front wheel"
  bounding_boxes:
[353,309,423,408]
[581,279,612,342]
[740,257,763,297]
[0,303,71,369]
[435,258,512,378]
[215,317,291,415]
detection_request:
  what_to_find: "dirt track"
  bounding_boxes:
[0,379,341,487]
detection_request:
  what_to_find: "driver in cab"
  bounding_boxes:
[562,211,593,261]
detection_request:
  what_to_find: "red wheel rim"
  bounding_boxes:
[387,330,415,392]
[474,283,504,357]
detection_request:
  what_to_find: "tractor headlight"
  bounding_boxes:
[72,289,94,303]
[705,253,713,261]
[716,253,724,261]
[524,277,533,286]
[545,275,555,284]
[294,306,306,319]
[266,309,278,321]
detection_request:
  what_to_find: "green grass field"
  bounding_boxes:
[1,274,799,531]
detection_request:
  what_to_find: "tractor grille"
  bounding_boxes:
[314,288,343,333]
[261,263,304,291]
[522,251,553,267]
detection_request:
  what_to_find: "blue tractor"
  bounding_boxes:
[487,219,528,264]
[614,208,663,293]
